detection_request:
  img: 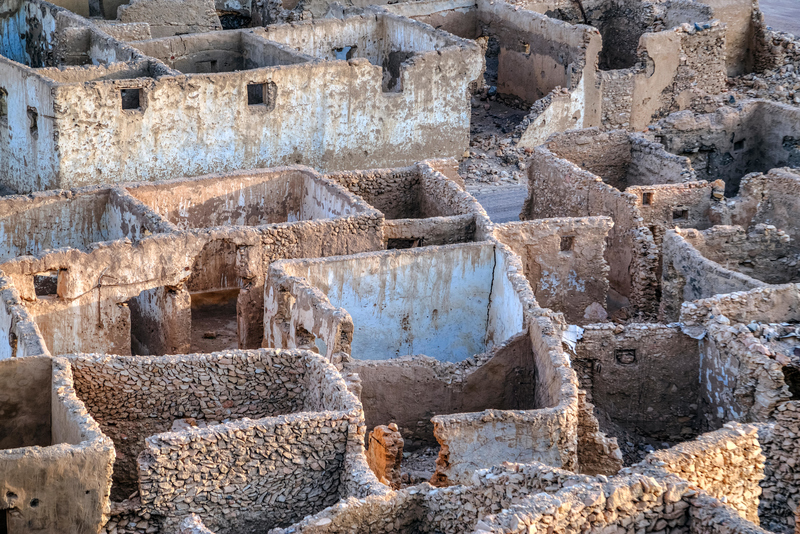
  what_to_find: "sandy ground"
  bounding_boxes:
[761,0,800,37]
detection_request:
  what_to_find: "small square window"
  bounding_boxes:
[34,271,59,297]
[673,209,688,221]
[560,235,574,252]
[615,348,636,364]
[247,83,264,105]
[642,192,653,205]
[734,139,745,151]
[121,88,141,110]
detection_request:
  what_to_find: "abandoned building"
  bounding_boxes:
[0,0,482,192]
[1,0,800,532]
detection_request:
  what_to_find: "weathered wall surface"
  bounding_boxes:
[653,102,800,197]
[680,285,798,428]
[345,332,538,445]
[636,423,764,524]
[660,226,799,320]
[729,168,800,243]
[0,356,114,534]
[0,187,154,262]
[758,401,800,533]
[0,274,49,360]
[267,243,525,363]
[493,217,612,324]
[69,349,331,501]
[127,167,367,230]
[41,15,481,190]
[431,311,580,484]
[574,323,701,441]
[0,356,52,449]
[116,0,221,37]
[0,169,383,354]
[480,0,600,113]
[522,142,659,317]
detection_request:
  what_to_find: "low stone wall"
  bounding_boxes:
[272,459,767,534]
[132,349,383,532]
[758,401,800,533]
[636,423,764,523]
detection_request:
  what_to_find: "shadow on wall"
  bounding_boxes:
[346,332,540,448]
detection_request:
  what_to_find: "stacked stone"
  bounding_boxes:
[476,472,694,534]
[130,348,370,532]
[68,350,313,423]
[758,401,800,533]
[325,166,422,217]
[635,423,765,524]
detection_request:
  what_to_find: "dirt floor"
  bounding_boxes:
[190,291,239,353]
[400,446,439,487]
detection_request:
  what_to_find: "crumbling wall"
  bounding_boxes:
[266,243,524,363]
[326,160,490,247]
[0,187,156,262]
[116,0,221,38]
[522,143,659,317]
[653,102,800,196]
[37,14,481,190]
[574,322,702,442]
[0,176,382,354]
[133,349,371,533]
[0,356,115,534]
[598,22,727,131]
[345,331,538,447]
[493,217,612,324]
[636,423,765,524]
[0,274,49,359]
[431,310,580,484]
[679,285,798,428]
[479,0,600,109]
[660,226,800,320]
[729,168,800,243]
[758,401,800,533]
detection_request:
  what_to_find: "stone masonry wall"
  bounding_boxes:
[636,423,764,524]
[758,401,800,534]
[134,349,373,533]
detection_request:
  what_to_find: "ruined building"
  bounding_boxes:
[1,0,800,532]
